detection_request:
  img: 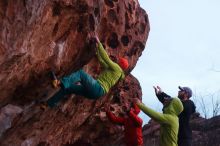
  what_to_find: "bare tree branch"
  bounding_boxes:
[193,91,220,119]
[199,96,209,119]
[212,93,220,117]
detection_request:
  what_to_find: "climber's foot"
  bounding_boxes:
[52,79,61,89]
[39,102,48,111]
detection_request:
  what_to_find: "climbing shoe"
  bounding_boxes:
[39,102,48,110]
[52,79,61,89]
[49,71,59,88]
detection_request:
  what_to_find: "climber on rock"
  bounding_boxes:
[105,101,143,146]
[43,34,129,108]
[133,95,183,146]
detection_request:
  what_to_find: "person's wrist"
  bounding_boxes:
[136,101,141,105]
[95,36,99,42]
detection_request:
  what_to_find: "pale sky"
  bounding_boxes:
[133,0,220,123]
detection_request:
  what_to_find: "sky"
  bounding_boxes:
[132,0,220,124]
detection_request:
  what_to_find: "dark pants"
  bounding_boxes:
[47,69,105,107]
[178,138,192,146]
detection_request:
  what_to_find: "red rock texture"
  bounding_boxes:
[0,0,149,145]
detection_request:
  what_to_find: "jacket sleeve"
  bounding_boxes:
[156,92,171,104]
[96,42,120,70]
[137,103,172,124]
[106,111,125,125]
[96,42,108,68]
[129,110,143,126]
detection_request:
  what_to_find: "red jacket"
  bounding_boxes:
[106,104,143,146]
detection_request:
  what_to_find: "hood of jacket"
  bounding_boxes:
[163,98,183,116]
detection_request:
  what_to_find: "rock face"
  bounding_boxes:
[141,114,220,146]
[0,0,149,146]
[0,104,23,137]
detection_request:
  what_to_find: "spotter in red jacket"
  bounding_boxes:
[106,103,143,146]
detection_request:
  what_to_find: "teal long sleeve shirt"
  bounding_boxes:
[96,42,125,93]
[137,98,183,146]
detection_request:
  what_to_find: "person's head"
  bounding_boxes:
[122,102,131,115]
[178,86,192,100]
[163,98,183,116]
[122,102,140,116]
[163,97,173,107]
[118,57,129,70]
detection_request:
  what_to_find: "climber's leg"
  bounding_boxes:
[46,84,86,108]
[47,88,67,107]
[60,69,84,89]
[79,71,105,99]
